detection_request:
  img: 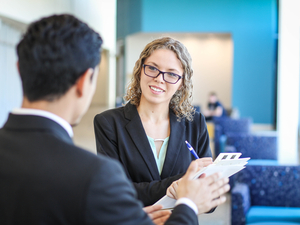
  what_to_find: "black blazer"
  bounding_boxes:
[94,103,212,206]
[0,114,198,225]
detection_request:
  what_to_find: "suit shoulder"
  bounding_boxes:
[93,154,125,177]
[94,106,125,122]
[62,143,124,178]
[60,143,102,165]
[184,111,206,124]
[195,111,206,121]
[69,144,121,168]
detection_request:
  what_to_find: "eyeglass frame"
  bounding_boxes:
[142,64,183,84]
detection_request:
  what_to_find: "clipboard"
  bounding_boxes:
[154,153,250,209]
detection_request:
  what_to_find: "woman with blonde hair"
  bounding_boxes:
[94,37,213,206]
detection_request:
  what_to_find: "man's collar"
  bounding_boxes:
[11,108,73,138]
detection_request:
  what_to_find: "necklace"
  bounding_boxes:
[153,139,165,142]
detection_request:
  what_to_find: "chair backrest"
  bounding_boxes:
[213,117,252,156]
[236,165,300,207]
[215,117,252,134]
[226,133,278,160]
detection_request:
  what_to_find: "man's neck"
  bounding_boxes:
[21,96,75,124]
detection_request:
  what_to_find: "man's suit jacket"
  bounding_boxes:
[94,103,212,206]
[0,114,198,225]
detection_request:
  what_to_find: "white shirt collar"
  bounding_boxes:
[11,108,73,138]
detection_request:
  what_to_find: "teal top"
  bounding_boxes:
[147,136,169,175]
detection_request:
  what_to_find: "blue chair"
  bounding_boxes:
[247,223,300,225]
[224,133,278,160]
[231,164,300,225]
[213,117,252,156]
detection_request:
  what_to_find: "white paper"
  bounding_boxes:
[154,153,250,209]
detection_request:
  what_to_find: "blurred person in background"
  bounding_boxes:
[203,92,227,121]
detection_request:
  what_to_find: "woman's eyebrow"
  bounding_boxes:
[146,62,159,67]
[146,62,180,73]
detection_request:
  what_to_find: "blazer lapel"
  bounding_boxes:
[160,110,185,179]
[124,104,160,180]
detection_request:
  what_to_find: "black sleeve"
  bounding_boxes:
[196,113,212,158]
[132,173,184,206]
[94,114,121,161]
[94,114,184,206]
[85,158,153,225]
[166,204,199,225]
[85,157,198,225]
[196,113,216,213]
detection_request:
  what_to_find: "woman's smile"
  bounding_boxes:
[149,85,165,94]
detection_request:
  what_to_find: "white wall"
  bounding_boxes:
[277,0,300,165]
[0,21,23,127]
[72,0,117,108]
[91,50,109,106]
[0,0,116,52]
[125,33,233,110]
[0,0,73,127]
[0,0,117,127]
[0,0,72,23]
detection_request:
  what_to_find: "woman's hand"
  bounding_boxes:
[166,178,180,199]
[194,157,213,171]
[143,204,171,225]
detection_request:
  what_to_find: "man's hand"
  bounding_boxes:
[167,157,213,199]
[143,204,171,225]
[176,161,230,215]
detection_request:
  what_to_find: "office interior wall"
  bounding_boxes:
[0,20,23,127]
[72,0,117,108]
[0,0,116,53]
[72,0,116,53]
[125,33,233,110]
[0,0,72,23]
[0,0,117,123]
[277,0,300,164]
[117,0,142,40]
[91,50,109,106]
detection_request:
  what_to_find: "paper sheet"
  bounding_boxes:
[154,153,250,209]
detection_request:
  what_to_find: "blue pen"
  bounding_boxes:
[185,140,199,159]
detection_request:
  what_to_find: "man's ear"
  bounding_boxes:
[75,68,94,97]
[17,61,20,74]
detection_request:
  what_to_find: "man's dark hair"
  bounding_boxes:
[17,14,103,102]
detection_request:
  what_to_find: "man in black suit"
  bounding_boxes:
[0,14,230,225]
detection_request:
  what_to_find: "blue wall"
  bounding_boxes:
[117,0,278,124]
[117,0,142,40]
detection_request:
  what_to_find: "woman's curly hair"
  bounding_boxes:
[124,37,195,121]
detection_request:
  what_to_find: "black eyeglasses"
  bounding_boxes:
[142,64,183,84]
